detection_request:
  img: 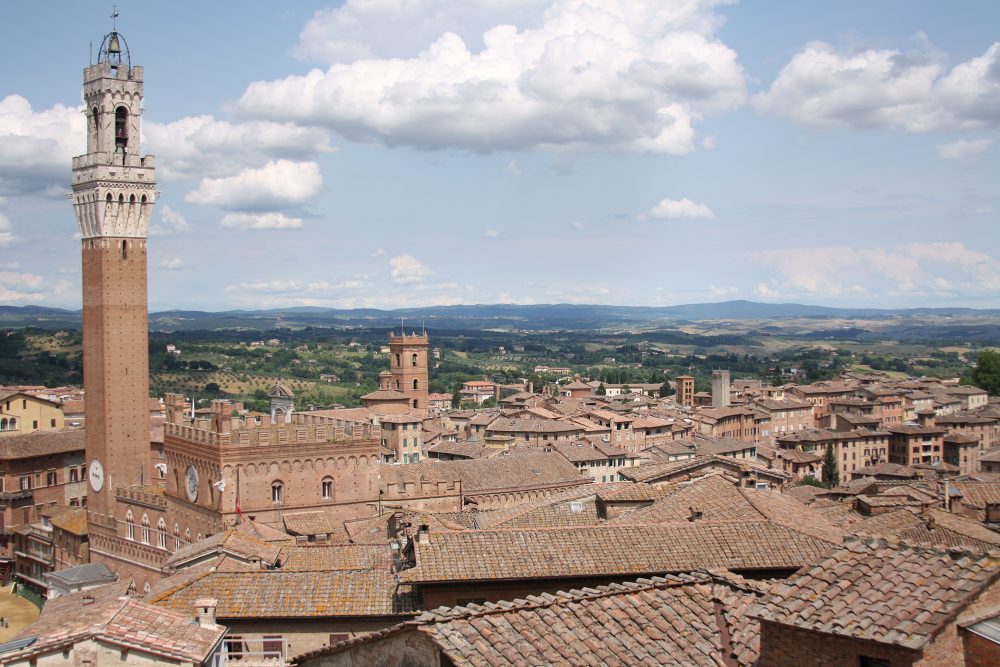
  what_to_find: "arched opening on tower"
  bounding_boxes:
[115,106,128,149]
[412,353,418,367]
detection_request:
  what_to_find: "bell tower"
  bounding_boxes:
[72,25,156,525]
[389,332,429,414]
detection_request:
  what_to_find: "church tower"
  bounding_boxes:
[389,332,429,414]
[72,26,156,526]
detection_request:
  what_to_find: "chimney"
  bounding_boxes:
[688,507,703,522]
[416,524,430,544]
[195,598,218,628]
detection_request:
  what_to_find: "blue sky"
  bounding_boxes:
[1,1,998,311]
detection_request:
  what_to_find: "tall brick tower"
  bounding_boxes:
[71,27,156,527]
[389,332,429,413]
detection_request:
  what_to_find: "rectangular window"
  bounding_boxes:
[19,476,30,491]
[50,419,56,428]
[262,636,285,660]
[46,471,56,486]
[69,467,79,482]
[32,421,38,430]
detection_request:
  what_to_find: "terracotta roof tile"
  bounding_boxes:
[384,452,589,495]
[12,583,224,663]
[0,428,84,459]
[294,572,767,666]
[283,511,333,536]
[756,536,1000,649]
[400,522,834,585]
[152,569,417,618]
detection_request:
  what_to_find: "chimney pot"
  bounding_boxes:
[195,598,218,627]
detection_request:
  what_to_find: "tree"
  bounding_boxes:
[822,444,839,488]
[659,381,674,398]
[204,382,221,394]
[971,349,1000,396]
[596,383,606,396]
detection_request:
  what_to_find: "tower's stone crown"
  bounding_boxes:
[71,60,156,239]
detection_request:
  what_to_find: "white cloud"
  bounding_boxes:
[571,220,585,231]
[220,212,304,230]
[371,248,386,258]
[0,95,84,196]
[237,0,746,154]
[935,138,994,160]
[754,41,1000,132]
[293,0,551,64]
[701,135,717,149]
[506,159,522,176]
[145,115,332,180]
[186,160,322,211]
[755,242,1000,298]
[0,211,14,246]
[389,254,434,284]
[157,257,184,270]
[485,229,500,238]
[149,204,192,236]
[0,270,71,302]
[649,197,715,219]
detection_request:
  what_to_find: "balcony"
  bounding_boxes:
[0,489,33,502]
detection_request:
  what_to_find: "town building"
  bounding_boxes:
[0,392,64,434]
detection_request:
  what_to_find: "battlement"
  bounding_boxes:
[165,412,381,448]
[389,333,429,345]
[84,61,143,83]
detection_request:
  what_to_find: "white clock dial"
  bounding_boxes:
[185,465,199,502]
[89,459,105,493]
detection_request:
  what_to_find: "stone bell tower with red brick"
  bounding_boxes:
[389,332,429,414]
[71,25,156,537]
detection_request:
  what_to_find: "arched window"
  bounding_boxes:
[412,353,418,367]
[185,527,191,543]
[321,477,333,499]
[7,418,13,430]
[140,514,150,544]
[157,518,167,549]
[125,510,135,541]
[413,399,418,409]
[395,380,401,390]
[114,106,128,147]
[174,523,181,550]
[271,481,283,504]
[106,192,113,204]
[0,419,7,431]
[413,379,419,390]
[143,581,151,595]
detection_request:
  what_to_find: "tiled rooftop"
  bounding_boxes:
[12,583,224,663]
[385,452,589,494]
[401,521,834,584]
[294,572,768,667]
[151,569,417,618]
[756,536,1000,649]
[853,508,1000,552]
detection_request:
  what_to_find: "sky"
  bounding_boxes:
[0,0,998,311]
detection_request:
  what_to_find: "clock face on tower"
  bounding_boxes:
[89,459,105,493]
[185,465,199,502]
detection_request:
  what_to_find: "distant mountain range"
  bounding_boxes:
[2,301,998,332]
